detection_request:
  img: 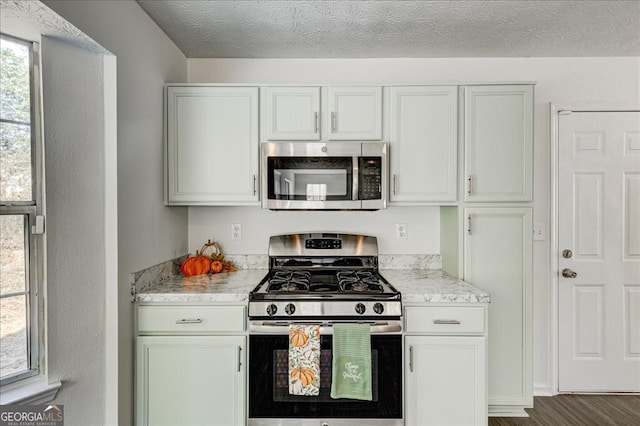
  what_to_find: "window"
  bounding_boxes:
[0,34,43,386]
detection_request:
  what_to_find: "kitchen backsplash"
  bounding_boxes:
[379,254,441,270]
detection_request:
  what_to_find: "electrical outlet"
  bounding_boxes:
[231,223,242,240]
[396,223,408,239]
[533,222,545,241]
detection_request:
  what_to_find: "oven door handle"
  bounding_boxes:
[249,321,402,335]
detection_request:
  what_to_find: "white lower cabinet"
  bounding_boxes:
[463,208,532,415]
[404,305,488,426]
[136,305,247,426]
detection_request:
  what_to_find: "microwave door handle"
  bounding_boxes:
[353,155,359,200]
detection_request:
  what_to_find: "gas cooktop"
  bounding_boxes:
[248,233,401,319]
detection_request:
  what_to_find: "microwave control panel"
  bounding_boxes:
[359,157,382,200]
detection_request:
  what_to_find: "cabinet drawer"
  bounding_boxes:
[138,305,245,333]
[405,306,485,334]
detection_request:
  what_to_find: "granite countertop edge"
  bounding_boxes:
[136,269,490,304]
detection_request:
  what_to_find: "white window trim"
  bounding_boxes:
[0,377,61,405]
[0,35,57,401]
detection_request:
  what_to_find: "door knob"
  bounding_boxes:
[562,268,578,278]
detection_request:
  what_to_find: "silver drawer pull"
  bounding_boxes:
[433,319,461,325]
[176,318,202,324]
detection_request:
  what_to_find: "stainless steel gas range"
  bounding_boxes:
[248,233,403,426]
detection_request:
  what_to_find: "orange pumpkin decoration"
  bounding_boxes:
[290,367,315,387]
[289,328,309,347]
[210,260,224,274]
[180,253,211,277]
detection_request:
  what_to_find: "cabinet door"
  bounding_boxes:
[327,86,382,140]
[137,335,246,426]
[464,85,533,202]
[263,87,320,140]
[166,86,259,205]
[390,86,457,203]
[464,207,532,412]
[405,336,487,425]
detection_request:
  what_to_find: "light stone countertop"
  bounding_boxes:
[381,269,490,303]
[136,269,489,304]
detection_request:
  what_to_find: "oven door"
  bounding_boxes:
[248,322,402,425]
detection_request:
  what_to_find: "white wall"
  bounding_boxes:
[41,36,107,425]
[189,206,440,255]
[187,57,640,394]
[41,1,187,424]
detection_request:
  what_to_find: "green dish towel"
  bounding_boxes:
[330,323,372,401]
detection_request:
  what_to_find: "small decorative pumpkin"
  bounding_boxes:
[210,260,224,274]
[180,252,211,277]
[290,366,315,387]
[289,328,309,347]
[182,239,237,276]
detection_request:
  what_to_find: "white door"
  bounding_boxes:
[558,111,640,392]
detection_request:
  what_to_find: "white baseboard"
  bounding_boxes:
[488,406,529,417]
[534,384,555,397]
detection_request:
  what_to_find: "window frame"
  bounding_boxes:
[0,33,45,387]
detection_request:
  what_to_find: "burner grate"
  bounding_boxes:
[337,270,384,293]
[268,270,311,292]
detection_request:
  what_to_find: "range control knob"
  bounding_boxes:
[355,303,366,315]
[285,303,296,315]
[266,304,278,316]
[373,302,384,314]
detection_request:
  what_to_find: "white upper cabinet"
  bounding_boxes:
[464,85,533,202]
[389,86,458,203]
[166,86,259,205]
[327,86,382,140]
[262,86,381,141]
[263,86,321,140]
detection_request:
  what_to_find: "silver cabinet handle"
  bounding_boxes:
[253,175,257,195]
[314,112,319,133]
[433,319,461,325]
[393,174,397,196]
[467,175,473,195]
[237,346,242,372]
[331,111,336,132]
[409,345,414,372]
[562,268,578,278]
[175,318,202,324]
[467,215,472,235]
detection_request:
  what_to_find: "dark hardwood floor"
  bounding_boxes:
[489,394,640,426]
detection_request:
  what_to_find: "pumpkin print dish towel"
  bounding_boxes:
[289,324,320,396]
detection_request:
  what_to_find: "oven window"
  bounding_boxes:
[249,335,402,419]
[273,349,379,402]
[268,157,353,201]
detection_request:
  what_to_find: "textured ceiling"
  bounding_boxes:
[136,0,640,58]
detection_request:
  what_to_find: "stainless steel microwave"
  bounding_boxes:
[261,142,388,210]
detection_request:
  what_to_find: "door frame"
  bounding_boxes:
[549,103,640,395]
